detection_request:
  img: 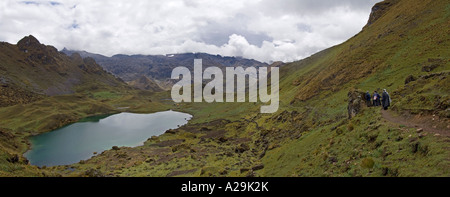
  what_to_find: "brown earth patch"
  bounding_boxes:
[166,168,198,177]
[381,110,449,137]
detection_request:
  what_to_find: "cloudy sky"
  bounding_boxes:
[0,0,378,63]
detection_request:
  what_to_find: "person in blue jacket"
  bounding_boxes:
[373,91,381,106]
[365,91,371,107]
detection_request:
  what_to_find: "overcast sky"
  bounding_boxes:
[0,0,378,63]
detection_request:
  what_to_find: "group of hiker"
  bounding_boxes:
[365,89,391,110]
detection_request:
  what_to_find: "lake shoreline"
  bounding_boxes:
[24,110,193,167]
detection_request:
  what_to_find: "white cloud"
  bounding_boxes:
[0,0,378,63]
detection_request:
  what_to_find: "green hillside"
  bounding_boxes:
[0,36,172,176]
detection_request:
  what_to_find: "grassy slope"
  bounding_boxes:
[260,0,450,176]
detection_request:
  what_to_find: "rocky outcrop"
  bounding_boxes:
[347,89,366,119]
[404,75,416,84]
[421,58,443,72]
[365,0,400,27]
[17,35,58,65]
[17,35,44,52]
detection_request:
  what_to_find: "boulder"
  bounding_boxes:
[422,64,439,72]
[252,164,265,171]
[347,89,366,119]
[235,143,250,153]
[404,75,416,84]
[240,168,250,173]
[6,154,20,163]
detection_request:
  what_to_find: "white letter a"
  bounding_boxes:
[171,67,191,102]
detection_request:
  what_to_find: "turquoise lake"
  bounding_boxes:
[24,110,192,167]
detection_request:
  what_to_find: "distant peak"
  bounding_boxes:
[17,35,43,51]
[17,35,40,45]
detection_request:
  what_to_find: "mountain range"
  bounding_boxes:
[61,49,271,90]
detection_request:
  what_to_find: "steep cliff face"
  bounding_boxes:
[365,0,400,27]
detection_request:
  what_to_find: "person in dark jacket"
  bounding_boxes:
[373,91,381,106]
[382,89,391,110]
[377,92,382,106]
[365,91,371,107]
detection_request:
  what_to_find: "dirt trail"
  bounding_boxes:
[381,109,450,137]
